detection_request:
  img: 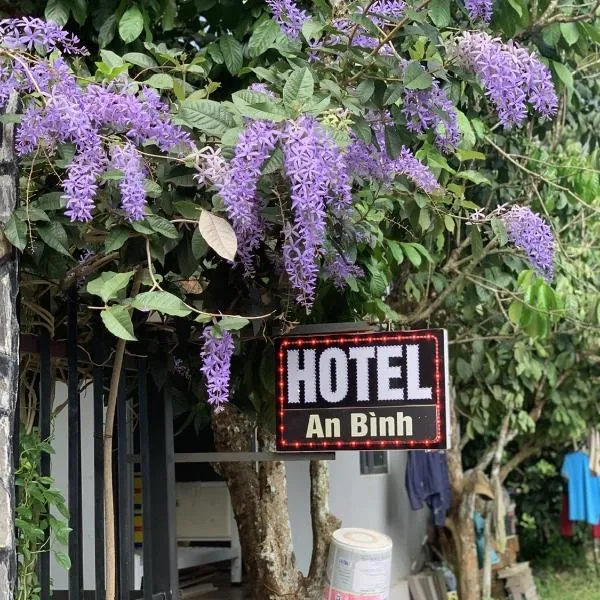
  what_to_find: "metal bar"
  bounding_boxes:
[39,328,51,600]
[117,372,132,600]
[148,379,178,600]
[138,359,153,600]
[92,329,105,600]
[127,451,337,463]
[67,290,82,600]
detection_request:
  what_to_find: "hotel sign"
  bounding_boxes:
[275,329,450,451]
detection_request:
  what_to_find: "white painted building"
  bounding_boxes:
[49,383,429,597]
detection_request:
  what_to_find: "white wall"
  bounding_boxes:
[286,450,428,585]
[50,382,98,590]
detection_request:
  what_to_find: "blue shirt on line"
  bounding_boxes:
[561,451,600,525]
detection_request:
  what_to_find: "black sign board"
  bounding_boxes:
[275,329,449,451]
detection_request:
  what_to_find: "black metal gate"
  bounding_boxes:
[18,294,179,600]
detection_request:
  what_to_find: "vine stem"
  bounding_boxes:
[104,270,143,600]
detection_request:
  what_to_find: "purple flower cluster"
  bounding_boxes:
[110,143,147,222]
[456,32,558,128]
[248,82,276,99]
[215,120,281,274]
[200,327,235,411]
[402,80,460,153]
[0,17,86,55]
[327,1,405,55]
[465,0,493,23]
[1,20,188,222]
[266,0,309,42]
[500,205,555,281]
[325,253,364,290]
[281,115,352,307]
[345,112,441,193]
[193,146,228,187]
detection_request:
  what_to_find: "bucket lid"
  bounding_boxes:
[332,528,393,552]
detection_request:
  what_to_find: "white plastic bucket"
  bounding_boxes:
[324,528,393,600]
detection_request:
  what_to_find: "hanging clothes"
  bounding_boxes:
[405,451,451,526]
[590,430,600,477]
[560,492,574,537]
[561,451,600,525]
[474,512,500,568]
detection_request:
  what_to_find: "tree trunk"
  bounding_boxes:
[0,95,19,600]
[447,389,480,600]
[211,406,339,600]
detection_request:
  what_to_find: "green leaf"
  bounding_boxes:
[174,201,201,220]
[470,226,483,258]
[146,214,179,239]
[560,22,579,45]
[542,23,561,46]
[104,227,130,253]
[98,14,118,47]
[455,149,486,161]
[444,214,455,233]
[353,80,375,104]
[100,50,124,69]
[123,52,158,68]
[507,0,523,17]
[87,271,135,303]
[3,215,27,250]
[45,0,69,26]
[144,74,174,89]
[218,316,249,330]
[180,100,235,136]
[457,111,475,149]
[248,18,280,57]
[219,35,244,75]
[198,211,237,261]
[54,551,71,571]
[191,228,208,260]
[101,305,137,341]
[33,193,66,211]
[418,207,431,231]
[383,83,403,106]
[456,170,491,186]
[283,68,314,109]
[235,102,288,122]
[508,301,523,325]
[400,243,422,267]
[302,19,323,42]
[428,0,450,27]
[14,206,50,222]
[37,223,71,257]
[553,61,573,89]
[132,291,191,317]
[70,0,87,25]
[490,217,508,246]
[162,0,177,30]
[403,62,433,90]
[388,240,404,264]
[119,5,144,43]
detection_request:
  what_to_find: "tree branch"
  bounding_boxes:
[500,444,541,483]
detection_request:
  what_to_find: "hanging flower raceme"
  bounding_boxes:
[455,32,558,128]
[266,0,310,41]
[200,328,235,412]
[1,18,188,222]
[324,253,365,291]
[465,0,493,23]
[402,80,460,154]
[281,115,352,308]
[215,120,282,275]
[345,112,441,193]
[110,143,148,222]
[499,205,555,281]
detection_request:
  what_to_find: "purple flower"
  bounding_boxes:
[110,143,147,222]
[456,32,558,128]
[200,327,235,410]
[281,115,352,308]
[216,120,281,275]
[266,0,309,42]
[324,253,364,290]
[500,205,555,281]
[402,80,460,153]
[193,146,228,188]
[248,82,276,99]
[63,144,106,221]
[465,0,493,23]
[345,112,441,193]
[0,17,87,55]
[367,0,407,22]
